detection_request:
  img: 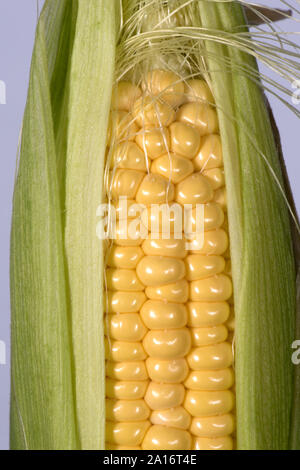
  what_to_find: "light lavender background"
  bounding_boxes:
[0,0,299,451]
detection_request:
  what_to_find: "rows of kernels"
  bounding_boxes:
[105,70,235,450]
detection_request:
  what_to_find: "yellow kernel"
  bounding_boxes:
[106,399,150,422]
[108,169,144,199]
[113,199,144,220]
[106,268,144,291]
[169,121,201,158]
[140,205,183,236]
[187,342,233,370]
[146,358,189,383]
[151,407,191,430]
[111,81,142,112]
[184,79,214,104]
[135,127,170,159]
[190,274,232,302]
[190,414,235,438]
[106,246,144,269]
[189,229,228,255]
[106,361,148,381]
[105,291,146,313]
[151,153,194,183]
[142,238,187,258]
[106,379,149,400]
[110,141,147,171]
[142,425,191,450]
[202,168,225,190]
[113,220,145,247]
[106,421,150,446]
[226,310,235,331]
[143,70,185,107]
[184,390,234,417]
[176,173,213,205]
[191,325,228,347]
[140,300,187,329]
[133,95,175,127]
[145,279,189,303]
[184,369,234,391]
[107,110,139,144]
[194,134,223,170]
[213,187,227,211]
[143,328,191,359]
[136,173,174,205]
[187,203,225,233]
[193,436,233,450]
[177,102,219,135]
[106,313,148,342]
[187,301,230,327]
[145,382,185,410]
[185,254,225,281]
[105,340,147,362]
[137,256,185,287]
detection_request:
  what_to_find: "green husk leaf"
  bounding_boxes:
[63,0,117,449]
[199,1,296,449]
[10,1,78,450]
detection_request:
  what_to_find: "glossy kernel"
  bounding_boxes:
[133,95,175,127]
[187,342,233,370]
[143,328,191,359]
[106,421,150,446]
[145,382,185,410]
[142,425,191,450]
[146,358,189,383]
[106,379,149,400]
[106,314,148,342]
[169,121,201,158]
[151,153,194,183]
[185,254,225,281]
[135,127,170,159]
[194,134,223,170]
[184,369,234,391]
[190,414,235,438]
[106,246,144,269]
[190,274,232,302]
[145,279,189,303]
[184,390,234,417]
[106,268,144,291]
[176,172,213,205]
[137,256,185,287]
[136,174,174,205]
[111,81,142,112]
[143,70,185,107]
[177,102,219,136]
[140,300,187,329]
[151,407,191,430]
[187,302,230,327]
[106,361,148,381]
[106,399,150,422]
[142,238,187,258]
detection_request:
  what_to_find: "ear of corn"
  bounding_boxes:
[10,0,300,451]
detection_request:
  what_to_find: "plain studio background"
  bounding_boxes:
[0,0,299,450]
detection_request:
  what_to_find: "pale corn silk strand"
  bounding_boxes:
[105,0,299,449]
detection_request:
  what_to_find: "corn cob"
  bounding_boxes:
[104,71,235,450]
[10,0,300,451]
